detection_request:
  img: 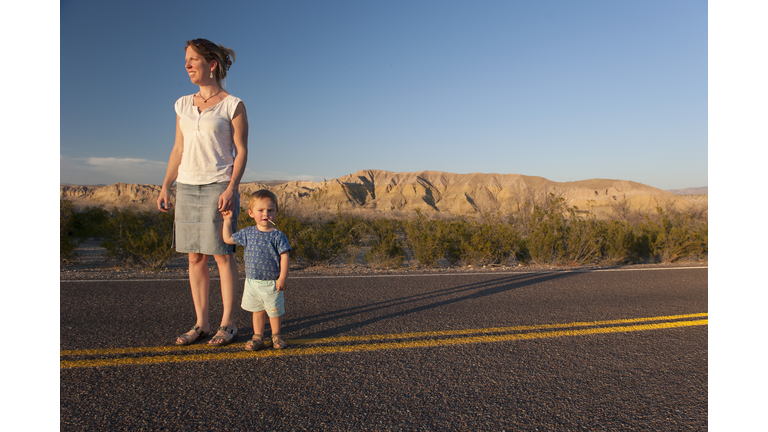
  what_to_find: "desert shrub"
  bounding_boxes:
[524,195,568,264]
[697,224,708,255]
[290,212,366,266]
[403,210,453,267]
[274,199,707,267]
[363,218,406,269]
[562,216,604,264]
[451,215,524,267]
[60,200,78,261]
[600,220,637,264]
[441,219,467,265]
[72,206,110,239]
[635,208,705,263]
[334,213,368,266]
[101,208,178,270]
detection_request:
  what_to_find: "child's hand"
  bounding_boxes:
[221,210,233,220]
[276,277,287,292]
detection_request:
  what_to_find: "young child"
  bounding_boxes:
[222,190,291,350]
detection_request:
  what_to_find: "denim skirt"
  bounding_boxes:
[174,182,239,255]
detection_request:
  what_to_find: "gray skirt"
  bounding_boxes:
[174,182,239,255]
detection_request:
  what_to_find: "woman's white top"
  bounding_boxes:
[175,94,243,185]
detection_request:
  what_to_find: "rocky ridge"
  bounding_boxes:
[60,169,706,219]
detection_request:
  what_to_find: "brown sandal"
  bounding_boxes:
[209,325,238,347]
[271,334,288,349]
[174,325,208,346]
[245,335,265,351]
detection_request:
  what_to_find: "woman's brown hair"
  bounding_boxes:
[186,38,236,86]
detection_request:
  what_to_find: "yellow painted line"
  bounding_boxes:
[60,318,707,369]
[288,312,708,345]
[60,313,707,357]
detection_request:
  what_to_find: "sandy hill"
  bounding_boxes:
[60,169,706,219]
[669,186,708,195]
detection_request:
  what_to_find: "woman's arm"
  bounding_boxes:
[157,115,184,212]
[218,102,249,212]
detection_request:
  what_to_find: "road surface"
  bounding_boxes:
[61,267,707,431]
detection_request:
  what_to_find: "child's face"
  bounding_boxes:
[247,197,277,231]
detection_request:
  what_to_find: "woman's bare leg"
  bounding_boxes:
[209,253,239,343]
[175,253,211,344]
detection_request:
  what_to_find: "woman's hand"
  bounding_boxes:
[217,187,237,212]
[157,188,172,213]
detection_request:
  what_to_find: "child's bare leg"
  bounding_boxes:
[269,315,287,348]
[252,311,267,338]
[268,315,282,336]
[244,311,268,351]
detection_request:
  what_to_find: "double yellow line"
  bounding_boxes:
[60,313,707,369]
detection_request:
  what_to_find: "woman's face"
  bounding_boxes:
[184,45,213,85]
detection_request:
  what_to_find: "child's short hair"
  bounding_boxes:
[249,189,279,210]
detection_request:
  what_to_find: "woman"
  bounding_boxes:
[157,38,248,347]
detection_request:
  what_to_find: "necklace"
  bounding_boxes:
[198,88,222,103]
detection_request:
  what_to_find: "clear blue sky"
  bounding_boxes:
[60,0,708,190]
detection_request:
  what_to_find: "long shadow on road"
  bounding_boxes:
[287,272,578,339]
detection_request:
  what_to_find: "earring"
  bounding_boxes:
[210,71,213,79]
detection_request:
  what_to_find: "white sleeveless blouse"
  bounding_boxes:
[174,94,243,185]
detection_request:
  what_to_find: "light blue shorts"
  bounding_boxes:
[174,182,239,255]
[241,279,285,317]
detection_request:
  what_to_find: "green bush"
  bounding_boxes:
[101,208,178,270]
[403,210,453,267]
[61,196,708,271]
[697,224,708,255]
[600,220,637,264]
[363,218,406,269]
[562,217,604,264]
[72,206,110,239]
[636,208,705,263]
[525,195,568,264]
[290,213,365,266]
[451,215,523,267]
[60,200,78,262]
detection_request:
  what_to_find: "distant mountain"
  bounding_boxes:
[668,186,707,195]
[60,170,706,219]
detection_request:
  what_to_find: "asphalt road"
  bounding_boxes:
[61,267,707,431]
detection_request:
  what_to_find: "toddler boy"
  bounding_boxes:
[222,189,291,350]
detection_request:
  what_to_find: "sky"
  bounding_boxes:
[59,0,708,190]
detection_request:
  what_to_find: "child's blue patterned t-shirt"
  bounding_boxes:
[231,226,291,280]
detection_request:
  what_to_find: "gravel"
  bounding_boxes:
[60,239,708,281]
